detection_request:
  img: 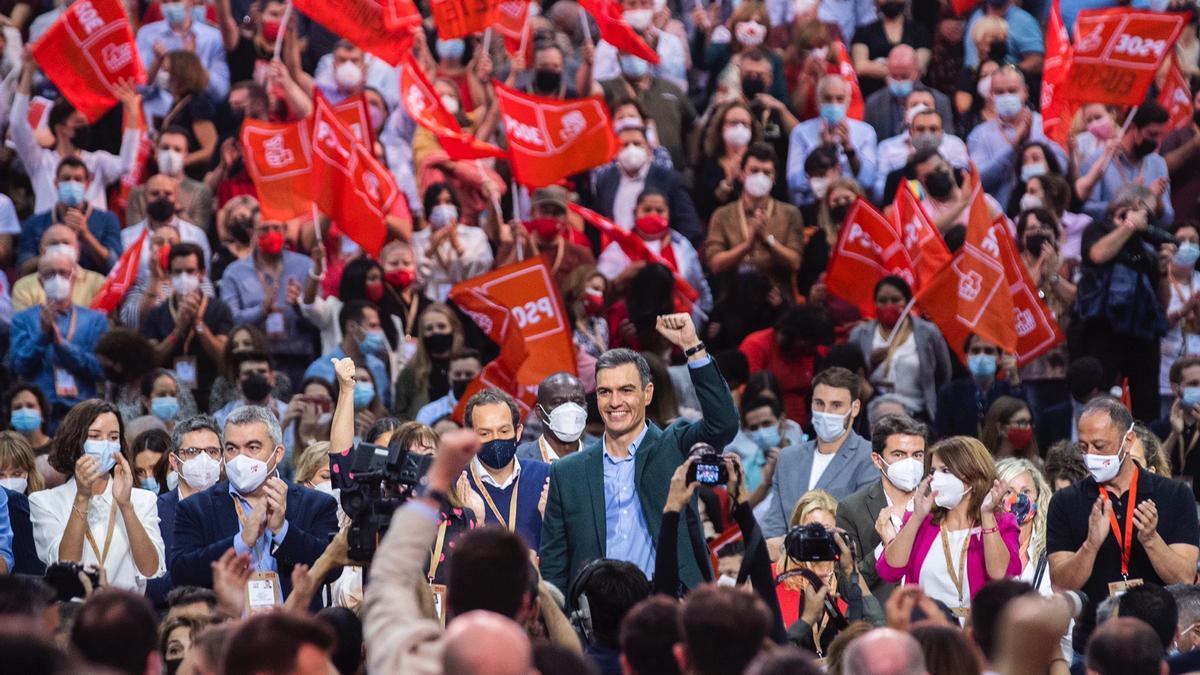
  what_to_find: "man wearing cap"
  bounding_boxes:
[497,185,594,289]
[518,372,589,464]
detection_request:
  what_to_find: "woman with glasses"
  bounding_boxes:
[980,396,1039,463]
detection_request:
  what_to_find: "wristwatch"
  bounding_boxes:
[414,477,449,504]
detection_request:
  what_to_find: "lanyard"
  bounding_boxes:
[1098,463,1140,579]
[82,499,118,566]
[427,520,449,583]
[231,497,269,568]
[939,526,972,606]
[58,307,78,343]
[469,464,519,532]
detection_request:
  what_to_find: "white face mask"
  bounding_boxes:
[0,476,28,493]
[180,452,221,492]
[429,203,459,229]
[45,243,78,264]
[881,456,924,492]
[618,144,648,172]
[440,95,460,115]
[172,272,200,296]
[156,148,185,176]
[1085,423,1133,484]
[723,123,752,149]
[225,452,275,494]
[544,402,587,443]
[931,470,969,509]
[42,274,71,302]
[811,410,848,442]
[623,8,653,30]
[334,61,364,90]
[744,171,774,198]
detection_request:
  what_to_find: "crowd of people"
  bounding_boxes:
[0,0,1198,671]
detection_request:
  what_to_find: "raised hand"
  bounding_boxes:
[112,453,134,506]
[263,477,288,534]
[74,455,103,498]
[664,457,697,513]
[211,548,253,619]
[1133,499,1159,544]
[912,475,934,519]
[332,357,356,388]
[980,478,1006,515]
[1085,497,1112,550]
[240,502,268,548]
[655,313,700,350]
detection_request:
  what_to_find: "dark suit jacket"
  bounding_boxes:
[934,378,1027,439]
[5,488,43,576]
[592,165,703,246]
[170,480,339,606]
[146,489,181,608]
[834,480,896,604]
[1038,400,1075,450]
[540,360,739,592]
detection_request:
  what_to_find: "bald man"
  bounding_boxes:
[517,372,588,463]
[841,628,928,675]
[442,611,536,675]
[11,224,106,311]
[863,45,954,143]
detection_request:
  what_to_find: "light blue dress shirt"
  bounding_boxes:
[963,6,1044,68]
[135,20,230,100]
[1080,150,1174,226]
[786,118,878,206]
[229,483,289,573]
[0,489,13,572]
[304,346,392,409]
[603,424,655,579]
[966,112,1066,209]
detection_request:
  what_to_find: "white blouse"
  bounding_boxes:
[29,477,166,594]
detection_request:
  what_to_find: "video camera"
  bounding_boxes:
[336,441,433,561]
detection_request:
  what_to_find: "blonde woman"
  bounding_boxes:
[0,431,45,495]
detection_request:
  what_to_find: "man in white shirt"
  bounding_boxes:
[875,104,969,204]
[121,175,213,284]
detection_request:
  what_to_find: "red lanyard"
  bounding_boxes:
[1098,463,1139,579]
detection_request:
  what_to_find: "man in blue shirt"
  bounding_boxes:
[135,0,230,101]
[964,0,1045,70]
[303,300,393,410]
[7,249,108,427]
[540,313,739,592]
[786,75,878,207]
[18,158,122,274]
[1081,103,1174,226]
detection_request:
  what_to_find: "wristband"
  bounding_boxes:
[980,526,999,535]
[684,342,707,358]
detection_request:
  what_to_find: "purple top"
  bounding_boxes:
[876,510,1023,600]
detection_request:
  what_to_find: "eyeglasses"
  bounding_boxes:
[176,447,221,460]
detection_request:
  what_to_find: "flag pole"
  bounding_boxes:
[512,176,524,259]
[882,297,917,347]
[273,0,292,61]
[482,27,493,57]
[518,9,531,56]
[311,202,323,248]
[579,9,592,47]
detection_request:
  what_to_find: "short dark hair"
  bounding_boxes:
[1044,440,1087,486]
[874,275,913,303]
[55,156,89,180]
[449,348,483,364]
[166,586,217,610]
[1067,356,1106,402]
[811,366,860,402]
[71,590,159,675]
[715,350,750,388]
[422,181,461,216]
[741,395,782,424]
[446,526,531,619]
[338,299,378,335]
[575,560,651,648]
[743,646,823,675]
[171,414,222,455]
[0,633,72,675]
[223,612,335,675]
[870,414,928,456]
[317,607,364,675]
[596,348,652,388]
[679,586,772,675]
[464,387,520,429]
[1086,617,1164,675]
[48,97,76,131]
[1133,102,1170,128]
[620,596,681,675]
[234,351,273,374]
[48,399,127,475]
[1080,396,1134,432]
[167,242,206,272]
[1118,584,1178,650]
[95,328,156,383]
[0,576,56,619]
[1170,355,1200,385]
[740,142,777,170]
[969,579,1035,661]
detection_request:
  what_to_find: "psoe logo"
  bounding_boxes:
[263,134,294,168]
[559,111,585,143]
[511,297,556,329]
[1014,307,1035,337]
[100,43,132,73]
[958,269,983,302]
[504,115,545,147]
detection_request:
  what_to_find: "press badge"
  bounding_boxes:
[265,311,286,338]
[174,357,198,389]
[1108,578,1144,596]
[430,583,447,626]
[54,369,78,398]
[246,571,283,614]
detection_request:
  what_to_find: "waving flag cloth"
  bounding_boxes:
[569,203,699,312]
[1159,53,1193,131]
[382,0,422,31]
[425,0,495,38]
[891,184,952,289]
[399,54,508,160]
[495,82,618,187]
[989,218,1066,366]
[1056,8,1185,106]
[1041,0,1076,145]
[310,93,398,255]
[449,258,578,422]
[824,198,915,317]
[242,118,314,222]
[32,0,146,122]
[90,227,147,314]
[576,0,659,63]
[291,0,413,65]
[915,170,1017,361]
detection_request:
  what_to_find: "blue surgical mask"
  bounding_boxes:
[749,426,781,451]
[619,55,650,78]
[1175,242,1200,268]
[819,102,847,125]
[140,477,159,492]
[151,396,180,422]
[162,1,188,25]
[83,439,121,474]
[10,408,41,434]
[58,180,85,208]
[968,353,997,379]
[352,382,375,409]
[360,330,388,355]
[1020,162,1047,182]
[436,38,465,61]
[478,438,518,469]
[191,4,206,23]
[1184,386,1200,408]
[994,93,1023,120]
[887,78,913,98]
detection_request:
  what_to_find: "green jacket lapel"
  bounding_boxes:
[586,446,607,554]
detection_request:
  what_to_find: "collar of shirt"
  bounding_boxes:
[602,424,650,465]
[472,455,522,489]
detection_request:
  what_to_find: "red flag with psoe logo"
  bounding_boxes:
[989,217,1066,366]
[1042,0,1076,144]
[825,198,914,317]
[427,0,495,38]
[241,118,313,222]
[1159,54,1193,131]
[915,171,1017,361]
[495,83,618,187]
[90,227,147,314]
[891,185,951,289]
[292,0,414,65]
[399,54,508,160]
[382,0,422,31]
[1056,8,1185,106]
[448,258,578,422]
[32,0,146,123]
[577,0,659,64]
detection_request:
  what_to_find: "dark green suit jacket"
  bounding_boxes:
[539,360,739,592]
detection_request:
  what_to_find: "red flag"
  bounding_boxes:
[31,0,146,123]
[1042,0,1074,144]
[382,0,422,31]
[428,0,495,38]
[1159,54,1193,131]
[495,82,618,187]
[310,93,398,255]
[25,96,53,130]
[112,107,152,223]
[829,42,863,121]
[891,185,952,289]
[915,173,1017,361]
[448,258,578,422]
[90,227,147,314]
[825,198,914,317]
[291,0,414,66]
[398,54,508,160]
[1057,8,1186,106]
[241,118,314,222]
[989,218,1066,366]
[569,202,699,312]
[331,94,375,144]
[576,0,659,64]
[950,0,980,16]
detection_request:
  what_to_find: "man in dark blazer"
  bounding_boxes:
[592,126,702,246]
[540,314,739,593]
[834,414,929,605]
[4,487,43,575]
[171,406,338,606]
[934,334,1027,439]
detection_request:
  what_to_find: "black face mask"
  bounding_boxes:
[71,126,91,149]
[879,1,905,17]
[741,76,766,99]
[423,332,453,355]
[1133,137,1159,158]
[533,69,562,93]
[987,40,1008,63]
[146,198,176,223]
[829,202,850,224]
[925,170,955,200]
[1023,233,1050,255]
[451,378,471,399]
[241,373,272,402]
[227,215,253,245]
